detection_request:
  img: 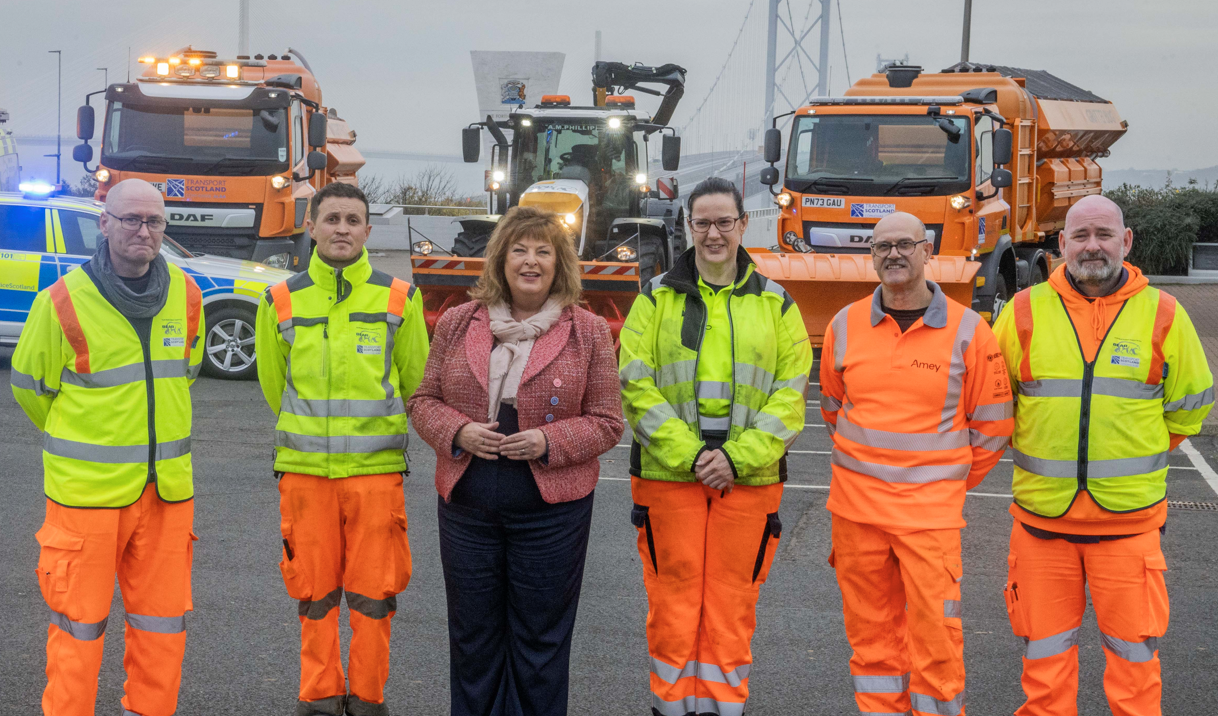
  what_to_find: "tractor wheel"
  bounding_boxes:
[637,239,664,286]
[453,231,491,258]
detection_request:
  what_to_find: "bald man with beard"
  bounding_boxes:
[11,178,204,716]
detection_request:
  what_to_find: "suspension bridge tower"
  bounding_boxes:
[764,0,833,128]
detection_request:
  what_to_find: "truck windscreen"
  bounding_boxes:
[785,114,971,197]
[102,103,289,175]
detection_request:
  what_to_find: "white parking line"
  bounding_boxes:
[1180,439,1218,496]
[596,477,1013,498]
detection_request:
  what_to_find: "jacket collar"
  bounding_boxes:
[465,303,575,390]
[308,248,373,293]
[662,245,756,298]
[870,280,948,328]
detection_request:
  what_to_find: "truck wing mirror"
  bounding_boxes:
[308,112,328,149]
[662,134,681,171]
[759,166,780,186]
[72,143,93,164]
[463,127,482,163]
[76,105,95,141]
[306,150,328,171]
[990,168,1012,189]
[763,128,782,164]
[993,128,1013,166]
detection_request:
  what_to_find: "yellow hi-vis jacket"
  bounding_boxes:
[10,263,203,507]
[255,249,428,478]
[993,275,1214,518]
[619,247,813,485]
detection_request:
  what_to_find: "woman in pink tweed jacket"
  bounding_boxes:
[406,206,622,716]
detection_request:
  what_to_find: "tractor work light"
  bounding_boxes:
[175,64,194,77]
[564,213,577,226]
[520,118,532,127]
[607,117,622,129]
[492,170,505,182]
[490,181,501,191]
[271,175,288,189]
[412,240,434,255]
[95,169,110,183]
[634,173,647,185]
[156,62,170,76]
[226,65,240,79]
[615,245,638,262]
[199,65,221,78]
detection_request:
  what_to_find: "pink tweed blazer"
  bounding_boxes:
[406,301,624,504]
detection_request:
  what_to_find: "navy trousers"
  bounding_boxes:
[438,405,595,716]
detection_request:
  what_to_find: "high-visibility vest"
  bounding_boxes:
[9,264,202,508]
[820,282,1013,529]
[619,247,813,485]
[1001,281,1215,517]
[258,251,426,478]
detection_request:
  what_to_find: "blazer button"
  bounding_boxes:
[546,414,554,422]
[553,378,563,388]
[551,396,559,405]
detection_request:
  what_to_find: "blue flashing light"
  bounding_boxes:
[19,180,57,197]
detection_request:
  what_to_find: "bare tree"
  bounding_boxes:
[359,165,483,215]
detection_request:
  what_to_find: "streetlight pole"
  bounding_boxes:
[961,0,973,63]
[48,50,62,187]
[98,67,109,90]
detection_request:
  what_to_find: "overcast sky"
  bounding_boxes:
[2,0,1215,181]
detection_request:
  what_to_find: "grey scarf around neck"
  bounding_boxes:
[89,238,171,318]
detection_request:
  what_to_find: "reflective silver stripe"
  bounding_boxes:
[380,307,400,402]
[1024,626,1079,659]
[50,610,107,641]
[853,673,910,693]
[734,362,775,393]
[1164,386,1215,413]
[944,599,962,618]
[125,613,186,634]
[651,694,745,716]
[11,368,56,396]
[910,690,964,716]
[938,311,981,432]
[752,411,800,446]
[837,410,969,452]
[276,432,406,454]
[634,404,685,448]
[61,359,187,389]
[772,374,808,394]
[298,587,342,620]
[697,381,733,401]
[620,358,656,387]
[1101,632,1158,663]
[831,307,850,372]
[696,661,751,687]
[1092,377,1164,400]
[1018,379,1081,398]
[658,360,697,387]
[123,709,143,716]
[187,361,201,379]
[43,434,191,463]
[969,429,1009,453]
[821,393,842,412]
[1012,450,1168,479]
[831,450,970,484]
[280,394,406,419]
[650,657,697,684]
[698,415,732,432]
[762,277,786,298]
[969,401,1012,421]
[825,421,836,436]
[345,591,398,620]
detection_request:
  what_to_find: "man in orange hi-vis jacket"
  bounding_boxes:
[820,211,1014,716]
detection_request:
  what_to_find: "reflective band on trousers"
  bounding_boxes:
[60,359,189,389]
[944,599,961,618]
[1024,626,1079,659]
[277,432,406,454]
[651,694,745,716]
[1164,386,1215,413]
[836,410,969,452]
[650,657,751,687]
[1012,450,1168,479]
[1101,632,1159,663]
[831,450,970,484]
[346,591,398,620]
[853,673,910,693]
[1018,378,1164,400]
[299,587,343,620]
[910,691,965,716]
[280,393,406,419]
[50,610,107,641]
[125,612,186,634]
[43,434,192,463]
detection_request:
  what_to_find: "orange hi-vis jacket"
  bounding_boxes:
[820,282,1014,532]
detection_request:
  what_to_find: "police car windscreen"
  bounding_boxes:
[102,102,289,175]
[784,114,971,197]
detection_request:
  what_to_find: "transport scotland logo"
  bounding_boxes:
[166,178,186,198]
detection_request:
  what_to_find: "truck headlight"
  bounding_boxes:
[95,169,110,183]
[262,252,290,269]
[271,175,288,189]
[775,192,794,208]
[950,194,970,210]
[634,173,647,184]
[412,240,433,255]
[784,231,812,253]
[615,245,638,262]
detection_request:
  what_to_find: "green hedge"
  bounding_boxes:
[1104,182,1218,275]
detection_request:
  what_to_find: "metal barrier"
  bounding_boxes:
[743,207,781,249]
[370,204,487,218]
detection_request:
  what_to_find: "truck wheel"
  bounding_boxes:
[638,239,664,286]
[453,231,490,257]
[202,306,259,381]
[991,274,1012,321]
[1030,262,1046,285]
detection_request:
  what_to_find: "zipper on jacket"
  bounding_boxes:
[335,267,347,304]
[690,294,709,440]
[726,282,738,432]
[142,324,157,484]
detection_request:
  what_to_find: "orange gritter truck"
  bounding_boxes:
[755,62,1127,344]
[71,46,364,271]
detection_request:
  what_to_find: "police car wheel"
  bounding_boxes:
[201,306,259,381]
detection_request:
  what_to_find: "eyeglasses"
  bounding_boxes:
[689,214,745,234]
[871,239,928,256]
[106,210,167,233]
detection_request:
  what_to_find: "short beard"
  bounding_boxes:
[1068,250,1121,285]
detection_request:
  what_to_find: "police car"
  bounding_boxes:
[0,183,292,380]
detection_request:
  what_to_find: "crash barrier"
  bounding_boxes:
[743,207,781,250]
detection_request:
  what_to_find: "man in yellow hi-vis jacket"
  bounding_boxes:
[256,181,428,716]
[11,179,204,716]
[993,195,1213,716]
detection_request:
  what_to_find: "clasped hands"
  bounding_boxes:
[695,448,735,492]
[456,421,547,462]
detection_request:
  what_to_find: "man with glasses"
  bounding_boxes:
[620,177,812,715]
[819,211,1013,716]
[11,178,204,716]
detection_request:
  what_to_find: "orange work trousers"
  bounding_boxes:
[35,484,195,716]
[1004,523,1169,716]
[278,472,412,716]
[830,514,966,716]
[630,477,783,716]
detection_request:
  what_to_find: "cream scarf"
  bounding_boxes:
[486,298,564,420]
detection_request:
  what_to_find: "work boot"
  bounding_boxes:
[296,695,346,716]
[345,694,389,716]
